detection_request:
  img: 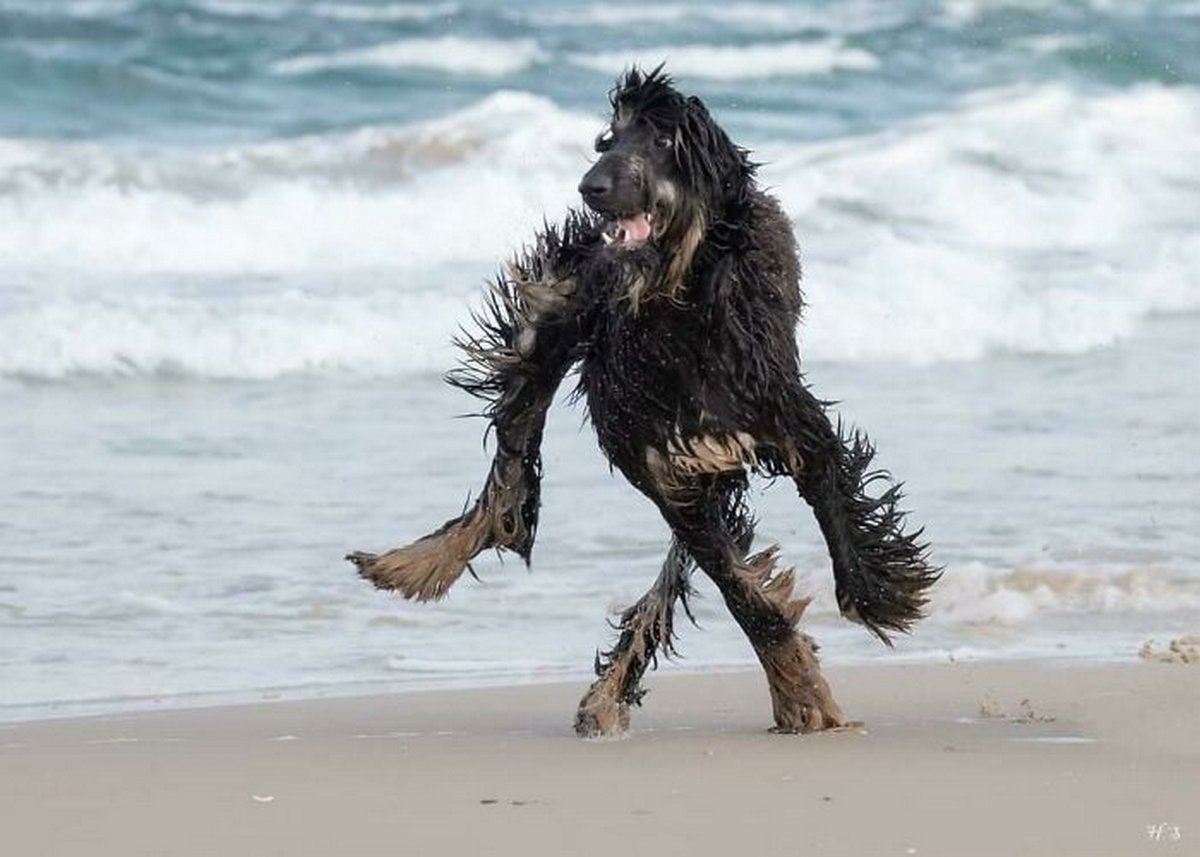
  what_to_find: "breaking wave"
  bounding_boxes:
[931,564,1200,626]
[515,3,910,34]
[0,91,594,276]
[769,83,1200,362]
[2,84,1199,378]
[568,40,880,80]
[271,36,545,77]
[0,290,464,380]
[195,0,459,21]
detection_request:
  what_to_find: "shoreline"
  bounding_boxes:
[3,660,1195,856]
[0,647,1163,727]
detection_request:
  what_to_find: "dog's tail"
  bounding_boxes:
[792,414,941,645]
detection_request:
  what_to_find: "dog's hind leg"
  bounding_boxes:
[574,539,694,738]
[657,474,846,734]
[573,476,759,738]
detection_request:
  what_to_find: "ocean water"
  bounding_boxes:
[2,0,1198,721]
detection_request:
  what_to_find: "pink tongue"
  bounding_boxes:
[619,214,652,242]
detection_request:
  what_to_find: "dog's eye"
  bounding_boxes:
[595,129,615,153]
[654,134,674,149]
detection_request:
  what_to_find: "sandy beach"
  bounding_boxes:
[2,660,1195,857]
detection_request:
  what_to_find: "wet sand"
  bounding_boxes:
[2,661,1195,857]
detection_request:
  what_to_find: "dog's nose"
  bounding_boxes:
[578,170,612,203]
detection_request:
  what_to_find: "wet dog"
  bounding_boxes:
[348,67,939,737]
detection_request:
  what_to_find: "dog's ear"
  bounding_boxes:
[676,96,747,200]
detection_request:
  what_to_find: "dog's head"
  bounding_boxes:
[578,66,753,268]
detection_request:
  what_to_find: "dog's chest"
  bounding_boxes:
[577,300,718,467]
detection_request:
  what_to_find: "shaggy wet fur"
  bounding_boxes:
[348,68,940,737]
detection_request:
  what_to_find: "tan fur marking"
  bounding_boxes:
[626,272,650,310]
[647,431,758,487]
[626,209,706,313]
[506,261,575,322]
[347,510,490,602]
[758,633,846,733]
[349,451,540,602]
[662,211,706,301]
[574,583,679,738]
[735,547,846,733]
[574,671,631,738]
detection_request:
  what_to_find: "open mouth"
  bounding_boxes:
[602,211,654,248]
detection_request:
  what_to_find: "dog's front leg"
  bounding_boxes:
[347,217,596,600]
[346,308,573,601]
[345,408,554,602]
[785,383,940,643]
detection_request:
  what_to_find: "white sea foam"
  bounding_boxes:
[0,91,594,276]
[309,2,459,22]
[765,83,1200,362]
[1167,0,1200,16]
[0,92,595,379]
[1,85,1198,378]
[0,290,463,379]
[272,36,544,77]
[939,0,1044,24]
[569,40,880,80]
[0,0,136,17]
[186,0,459,20]
[1017,34,1095,56]
[931,564,1200,626]
[189,0,291,17]
[517,2,909,34]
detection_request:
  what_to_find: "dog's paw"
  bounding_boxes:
[345,550,376,569]
[574,691,631,740]
[768,699,848,734]
[345,539,466,601]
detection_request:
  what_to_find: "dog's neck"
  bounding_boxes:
[610,197,709,314]
[624,182,755,312]
[657,208,707,303]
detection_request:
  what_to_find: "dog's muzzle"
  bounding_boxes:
[579,157,656,248]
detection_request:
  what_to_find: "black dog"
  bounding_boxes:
[348,67,939,737]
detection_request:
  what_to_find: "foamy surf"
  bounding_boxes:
[568,40,880,80]
[0,289,463,380]
[271,36,545,77]
[2,84,1198,379]
[190,0,460,21]
[307,2,460,22]
[0,92,595,277]
[770,83,1200,363]
[929,565,1200,627]
[511,2,911,34]
[0,0,136,17]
